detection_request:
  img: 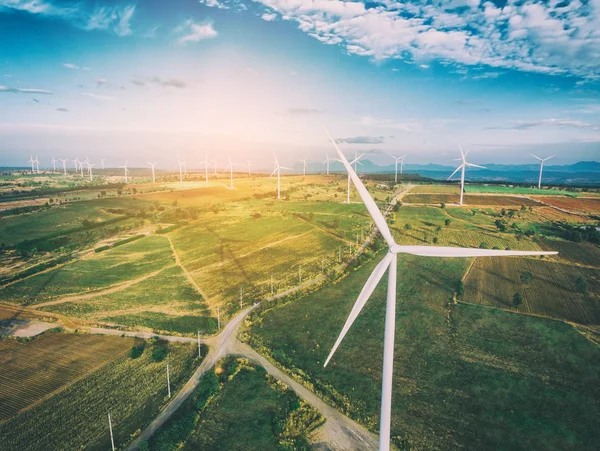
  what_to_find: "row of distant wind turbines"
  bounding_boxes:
[29,151,555,205]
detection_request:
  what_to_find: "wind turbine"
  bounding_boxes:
[72,158,79,173]
[223,156,239,189]
[27,156,35,173]
[448,145,485,206]
[387,153,406,184]
[247,160,252,176]
[51,157,57,172]
[119,160,130,183]
[100,158,105,170]
[299,157,308,176]
[79,158,85,178]
[269,157,292,199]
[198,154,209,183]
[323,153,334,175]
[59,159,67,175]
[323,127,557,451]
[147,161,159,183]
[87,162,95,181]
[531,154,555,189]
[176,156,184,183]
[343,154,364,204]
[34,155,40,173]
[212,157,218,175]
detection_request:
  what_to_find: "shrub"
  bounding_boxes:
[513,292,523,307]
[444,219,451,226]
[151,346,168,362]
[520,271,534,285]
[479,242,489,249]
[576,277,588,294]
[130,345,145,359]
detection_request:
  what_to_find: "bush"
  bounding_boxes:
[576,277,588,294]
[94,245,110,253]
[130,345,145,359]
[520,271,534,285]
[479,242,489,249]
[151,346,168,362]
[404,223,412,230]
[444,219,451,226]
[513,292,523,307]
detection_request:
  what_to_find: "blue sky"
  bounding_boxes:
[0,0,599,168]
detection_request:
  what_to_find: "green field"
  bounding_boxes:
[0,235,174,305]
[147,357,323,451]
[245,254,600,450]
[0,333,199,451]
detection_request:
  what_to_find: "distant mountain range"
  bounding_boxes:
[300,160,600,186]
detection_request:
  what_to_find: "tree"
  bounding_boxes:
[495,219,507,232]
[521,204,527,212]
[520,271,534,285]
[457,280,465,299]
[444,219,451,226]
[433,237,439,244]
[440,202,446,209]
[576,276,588,294]
[479,242,489,249]
[513,292,523,308]
[404,223,412,230]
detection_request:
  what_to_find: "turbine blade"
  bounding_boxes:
[448,164,463,180]
[269,168,277,178]
[531,154,542,160]
[467,163,486,169]
[396,246,558,257]
[324,252,394,367]
[545,155,555,161]
[324,127,396,248]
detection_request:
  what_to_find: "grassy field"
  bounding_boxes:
[245,254,600,450]
[147,357,323,451]
[410,184,578,196]
[0,333,198,451]
[463,257,600,324]
[403,193,541,207]
[535,196,600,214]
[539,238,600,267]
[0,235,174,305]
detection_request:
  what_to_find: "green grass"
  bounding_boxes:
[148,357,323,451]
[40,265,208,318]
[464,185,579,196]
[99,311,217,335]
[0,235,174,305]
[246,254,600,450]
[0,335,199,451]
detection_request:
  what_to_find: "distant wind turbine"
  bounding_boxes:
[59,159,67,175]
[87,162,95,181]
[79,158,85,178]
[119,160,130,183]
[270,157,292,199]
[247,160,252,176]
[323,153,334,175]
[223,156,239,189]
[341,154,364,204]
[198,154,209,183]
[531,154,555,189]
[72,158,79,173]
[212,157,218,175]
[176,155,184,183]
[448,145,485,206]
[147,161,159,183]
[100,158,105,169]
[51,157,57,172]
[27,156,35,173]
[387,153,406,184]
[323,126,557,451]
[34,155,40,173]
[299,157,308,176]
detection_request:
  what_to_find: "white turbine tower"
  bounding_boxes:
[147,161,158,183]
[34,155,40,173]
[212,157,218,175]
[223,156,239,189]
[269,157,292,199]
[27,156,35,173]
[79,158,85,178]
[342,154,364,204]
[323,127,557,451]
[176,156,184,183]
[87,162,95,181]
[387,153,406,184]
[59,159,67,175]
[198,154,209,183]
[247,160,252,176]
[51,157,57,172]
[448,145,485,206]
[531,154,555,189]
[323,153,334,175]
[72,158,79,173]
[108,412,115,451]
[100,158,105,169]
[299,157,308,176]
[119,160,130,184]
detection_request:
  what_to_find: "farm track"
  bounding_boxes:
[31,267,171,308]
[165,235,211,304]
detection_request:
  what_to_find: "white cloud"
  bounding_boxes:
[0,84,52,94]
[261,12,277,21]
[174,19,218,45]
[82,92,116,100]
[63,63,79,69]
[487,118,595,130]
[419,64,429,69]
[1,1,136,37]
[193,0,600,79]
[199,0,229,9]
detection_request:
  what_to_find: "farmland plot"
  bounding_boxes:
[411,184,460,194]
[463,257,600,324]
[404,193,541,207]
[535,196,600,214]
[0,235,174,305]
[0,333,133,421]
[0,336,197,451]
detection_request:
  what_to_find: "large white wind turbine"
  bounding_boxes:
[387,153,406,184]
[531,154,555,189]
[86,161,95,181]
[323,153,334,175]
[147,161,159,183]
[72,158,79,173]
[100,158,105,169]
[299,157,308,176]
[323,127,557,451]
[27,156,35,173]
[198,154,209,183]
[269,157,292,199]
[448,146,485,206]
[223,156,239,189]
[34,155,40,173]
[119,160,130,183]
[176,156,184,183]
[59,159,67,175]
[51,157,57,172]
